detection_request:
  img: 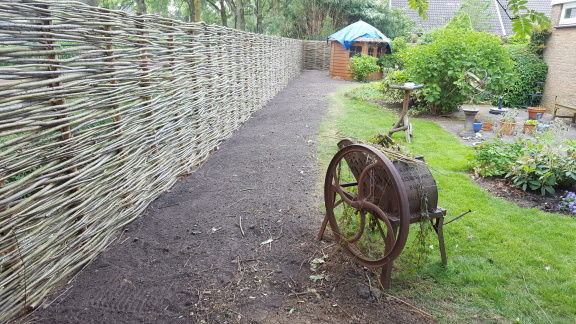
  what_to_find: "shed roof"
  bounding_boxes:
[328,20,391,50]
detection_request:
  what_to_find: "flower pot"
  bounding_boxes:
[523,124,537,134]
[481,122,493,131]
[499,121,517,135]
[473,122,483,133]
[527,107,546,120]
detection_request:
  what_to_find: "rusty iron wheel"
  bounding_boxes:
[324,143,410,268]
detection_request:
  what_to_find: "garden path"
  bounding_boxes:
[28,71,430,324]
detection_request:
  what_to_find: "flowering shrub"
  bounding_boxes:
[559,191,576,215]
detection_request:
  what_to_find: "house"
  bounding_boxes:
[541,0,576,119]
[390,0,551,36]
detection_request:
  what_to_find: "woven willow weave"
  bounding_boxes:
[0,0,309,320]
[302,40,330,70]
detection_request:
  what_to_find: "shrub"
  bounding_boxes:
[350,54,381,82]
[471,136,576,195]
[402,14,514,114]
[471,138,525,177]
[528,25,552,57]
[507,152,559,195]
[504,33,529,45]
[492,45,548,108]
[377,37,409,70]
[379,70,409,103]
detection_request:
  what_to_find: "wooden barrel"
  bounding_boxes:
[392,159,439,215]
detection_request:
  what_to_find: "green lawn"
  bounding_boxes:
[317,85,576,323]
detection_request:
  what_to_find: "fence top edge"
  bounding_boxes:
[3,0,304,44]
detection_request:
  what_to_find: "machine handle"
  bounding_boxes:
[443,209,472,225]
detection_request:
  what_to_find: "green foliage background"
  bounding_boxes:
[493,44,548,108]
[401,15,514,114]
[349,54,380,82]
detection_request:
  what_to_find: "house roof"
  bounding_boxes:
[390,0,552,36]
[328,20,391,50]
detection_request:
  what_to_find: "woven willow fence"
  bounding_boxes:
[302,40,330,70]
[0,0,304,320]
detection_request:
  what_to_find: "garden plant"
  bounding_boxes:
[349,54,381,82]
[401,14,514,114]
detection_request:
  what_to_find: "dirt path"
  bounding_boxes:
[29,71,431,324]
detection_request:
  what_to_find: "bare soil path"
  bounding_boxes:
[29,71,431,324]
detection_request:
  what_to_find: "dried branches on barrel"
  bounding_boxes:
[0,0,303,320]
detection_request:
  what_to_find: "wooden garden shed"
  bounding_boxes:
[328,21,391,80]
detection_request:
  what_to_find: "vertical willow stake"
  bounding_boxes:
[136,14,155,155]
[103,23,124,158]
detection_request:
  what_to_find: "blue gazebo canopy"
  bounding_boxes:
[328,20,391,51]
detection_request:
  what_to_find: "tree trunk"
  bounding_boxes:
[207,0,228,26]
[194,0,201,21]
[136,0,147,14]
[235,0,245,30]
[186,0,195,22]
[79,0,98,6]
[255,0,264,33]
[219,0,228,26]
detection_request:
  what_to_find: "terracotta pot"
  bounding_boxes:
[523,124,537,134]
[499,121,517,135]
[527,107,546,120]
[481,122,493,131]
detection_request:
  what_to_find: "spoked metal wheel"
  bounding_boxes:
[322,141,411,268]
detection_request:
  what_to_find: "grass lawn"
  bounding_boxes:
[317,85,576,323]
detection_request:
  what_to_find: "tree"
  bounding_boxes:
[226,0,246,30]
[206,0,228,26]
[79,0,99,6]
[195,0,201,21]
[253,0,272,33]
[268,0,415,40]
[344,2,415,39]
[181,0,202,22]
[136,0,147,13]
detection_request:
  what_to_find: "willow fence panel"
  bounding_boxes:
[302,40,330,70]
[0,0,304,320]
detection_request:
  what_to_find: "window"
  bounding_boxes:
[375,45,391,58]
[560,1,576,25]
[368,47,375,57]
[349,45,362,58]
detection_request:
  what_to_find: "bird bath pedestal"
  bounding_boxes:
[461,108,480,138]
[388,83,425,143]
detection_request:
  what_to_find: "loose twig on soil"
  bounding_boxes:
[380,291,433,319]
[239,216,245,237]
